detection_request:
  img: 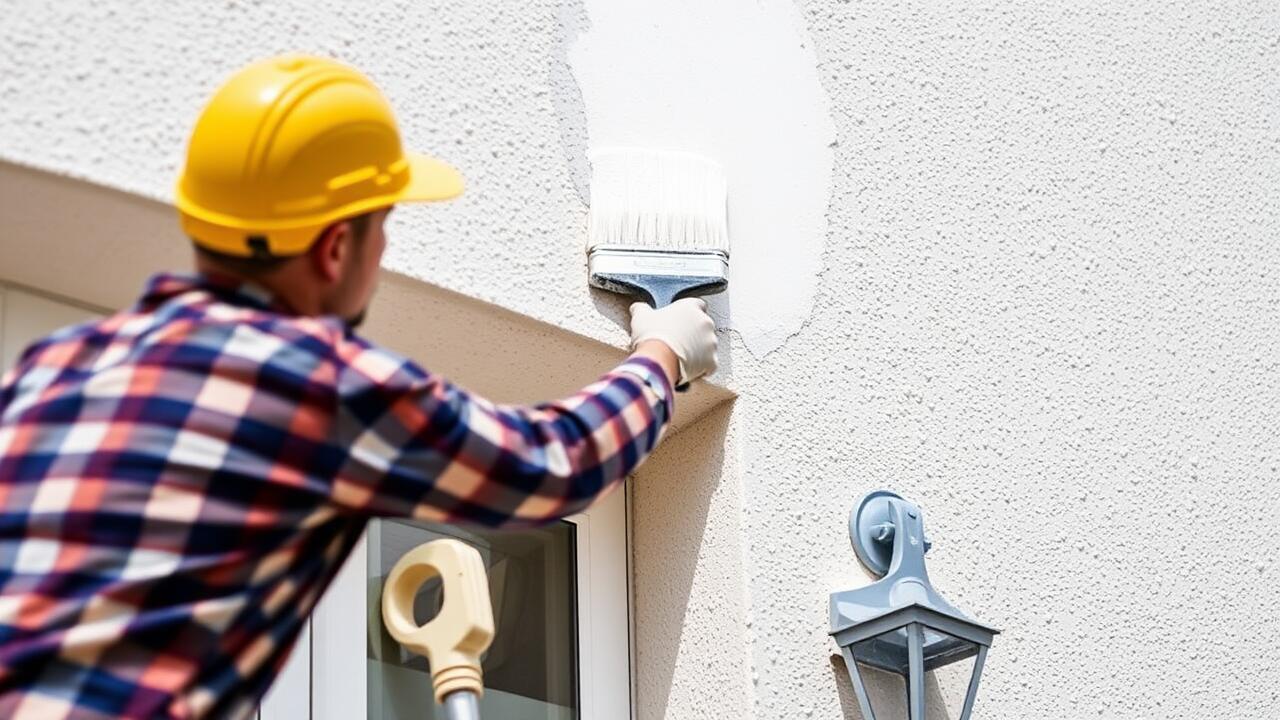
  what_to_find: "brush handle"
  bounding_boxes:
[589,271,726,393]
[638,280,723,393]
[633,277,687,392]
[648,286,688,392]
[655,293,692,394]
[643,283,688,310]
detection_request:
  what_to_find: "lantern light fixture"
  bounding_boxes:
[829,490,999,720]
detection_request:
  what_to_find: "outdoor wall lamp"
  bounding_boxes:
[829,490,999,720]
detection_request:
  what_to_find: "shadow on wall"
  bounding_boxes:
[630,400,741,720]
[829,654,953,720]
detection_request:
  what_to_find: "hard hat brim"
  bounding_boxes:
[178,149,464,258]
[400,152,464,203]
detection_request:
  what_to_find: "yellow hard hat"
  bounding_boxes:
[175,55,462,257]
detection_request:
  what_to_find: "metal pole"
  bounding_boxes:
[906,624,925,720]
[840,646,877,720]
[958,645,989,720]
[442,690,482,720]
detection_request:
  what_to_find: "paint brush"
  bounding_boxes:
[586,147,730,312]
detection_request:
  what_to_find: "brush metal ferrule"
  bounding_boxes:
[587,246,728,280]
[587,246,729,308]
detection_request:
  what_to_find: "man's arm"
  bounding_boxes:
[327,298,718,526]
[630,340,679,388]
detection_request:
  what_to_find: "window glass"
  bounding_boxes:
[366,518,579,720]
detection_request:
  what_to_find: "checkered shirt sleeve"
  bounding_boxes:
[330,335,675,525]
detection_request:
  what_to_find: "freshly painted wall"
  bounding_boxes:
[3,1,1279,719]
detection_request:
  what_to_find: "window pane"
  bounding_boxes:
[366,518,579,720]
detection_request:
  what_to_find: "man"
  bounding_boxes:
[0,55,717,719]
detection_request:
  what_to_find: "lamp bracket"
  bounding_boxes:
[850,490,932,577]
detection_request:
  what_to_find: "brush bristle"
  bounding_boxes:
[586,148,729,256]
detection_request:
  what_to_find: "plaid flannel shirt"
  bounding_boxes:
[0,273,673,719]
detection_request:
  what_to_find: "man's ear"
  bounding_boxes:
[309,221,351,283]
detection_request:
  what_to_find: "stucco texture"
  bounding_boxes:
[3,1,1280,719]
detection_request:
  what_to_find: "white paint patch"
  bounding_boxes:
[568,0,835,355]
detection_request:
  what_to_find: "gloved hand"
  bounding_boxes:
[629,298,719,387]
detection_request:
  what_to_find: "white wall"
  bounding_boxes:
[4,1,1280,718]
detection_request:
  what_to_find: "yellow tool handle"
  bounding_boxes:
[381,539,495,705]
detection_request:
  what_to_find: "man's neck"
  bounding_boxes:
[194,256,323,316]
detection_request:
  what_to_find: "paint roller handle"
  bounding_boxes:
[381,539,495,719]
[442,691,482,720]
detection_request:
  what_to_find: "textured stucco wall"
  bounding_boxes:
[4,2,1280,719]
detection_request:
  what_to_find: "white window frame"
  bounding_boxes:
[262,487,632,720]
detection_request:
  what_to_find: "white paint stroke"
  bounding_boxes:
[568,0,835,355]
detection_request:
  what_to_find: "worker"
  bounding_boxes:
[0,55,718,719]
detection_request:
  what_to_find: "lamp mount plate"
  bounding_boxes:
[849,489,905,577]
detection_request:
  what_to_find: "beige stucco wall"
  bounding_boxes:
[3,1,1280,719]
[630,403,754,720]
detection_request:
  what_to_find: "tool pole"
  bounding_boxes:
[441,690,482,720]
[381,539,495,720]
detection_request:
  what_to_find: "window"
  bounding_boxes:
[291,488,633,720]
[368,519,578,718]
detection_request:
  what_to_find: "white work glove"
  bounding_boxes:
[629,298,719,387]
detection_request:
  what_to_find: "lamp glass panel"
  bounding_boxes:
[924,627,986,720]
[849,624,981,677]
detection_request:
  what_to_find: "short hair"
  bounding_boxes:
[193,213,372,276]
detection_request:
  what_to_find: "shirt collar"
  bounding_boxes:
[139,272,297,314]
